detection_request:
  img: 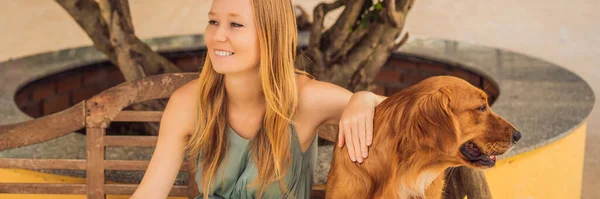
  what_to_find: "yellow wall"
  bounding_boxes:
[0,122,587,199]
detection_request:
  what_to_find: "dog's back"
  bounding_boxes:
[325,76,520,199]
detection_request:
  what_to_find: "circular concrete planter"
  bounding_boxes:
[0,34,595,199]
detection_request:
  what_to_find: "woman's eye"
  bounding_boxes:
[231,22,243,28]
[209,20,218,26]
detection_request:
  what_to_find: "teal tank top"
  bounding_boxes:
[194,124,318,199]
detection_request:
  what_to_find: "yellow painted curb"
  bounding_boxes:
[484,122,586,199]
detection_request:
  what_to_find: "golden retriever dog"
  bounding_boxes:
[326,76,521,199]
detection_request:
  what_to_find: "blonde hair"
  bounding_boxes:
[185,0,308,198]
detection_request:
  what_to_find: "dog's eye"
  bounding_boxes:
[478,104,487,112]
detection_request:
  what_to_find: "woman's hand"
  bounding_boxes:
[338,91,380,163]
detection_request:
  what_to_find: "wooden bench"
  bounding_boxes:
[0,73,203,198]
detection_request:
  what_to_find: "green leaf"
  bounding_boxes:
[374,2,383,10]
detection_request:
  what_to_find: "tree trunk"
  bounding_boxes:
[55,0,181,81]
[55,0,178,135]
[297,0,412,92]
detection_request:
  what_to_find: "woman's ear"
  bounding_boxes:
[404,88,459,154]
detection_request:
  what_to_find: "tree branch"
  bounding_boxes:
[384,0,414,28]
[350,13,410,91]
[340,23,387,75]
[295,5,312,31]
[56,0,178,135]
[55,0,116,62]
[55,0,180,81]
[329,22,376,64]
[100,0,146,80]
[392,32,410,50]
[355,27,402,90]
[322,0,368,60]
[308,0,345,74]
[309,3,326,74]
[321,23,386,89]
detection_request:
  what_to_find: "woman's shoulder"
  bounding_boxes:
[170,78,200,105]
[296,74,318,108]
[296,74,353,125]
[296,74,352,106]
[161,78,200,136]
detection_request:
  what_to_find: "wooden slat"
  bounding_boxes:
[0,158,189,172]
[312,184,327,190]
[104,136,158,147]
[114,111,163,122]
[104,160,150,171]
[0,158,86,170]
[0,183,86,194]
[86,127,105,198]
[0,183,187,196]
[104,160,189,172]
[187,156,199,199]
[104,184,188,196]
[316,124,338,142]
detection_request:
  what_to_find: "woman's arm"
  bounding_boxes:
[131,81,198,199]
[299,79,386,163]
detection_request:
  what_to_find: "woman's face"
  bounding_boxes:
[206,0,260,75]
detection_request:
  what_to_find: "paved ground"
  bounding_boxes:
[1,0,598,198]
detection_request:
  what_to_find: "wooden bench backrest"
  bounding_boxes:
[0,73,200,198]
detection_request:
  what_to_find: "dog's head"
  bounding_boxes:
[378,75,520,169]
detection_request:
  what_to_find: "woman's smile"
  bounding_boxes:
[214,49,235,57]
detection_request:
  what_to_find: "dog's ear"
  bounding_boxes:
[403,88,459,154]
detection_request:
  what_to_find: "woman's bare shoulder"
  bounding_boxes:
[161,78,200,137]
[169,78,200,108]
[296,74,353,125]
[296,74,316,108]
[173,78,200,97]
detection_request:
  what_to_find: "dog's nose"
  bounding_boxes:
[512,130,522,142]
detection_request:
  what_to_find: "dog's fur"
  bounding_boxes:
[326,76,519,199]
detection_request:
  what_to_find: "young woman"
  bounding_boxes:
[132,0,386,198]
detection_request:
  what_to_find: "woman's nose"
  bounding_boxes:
[213,27,228,42]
